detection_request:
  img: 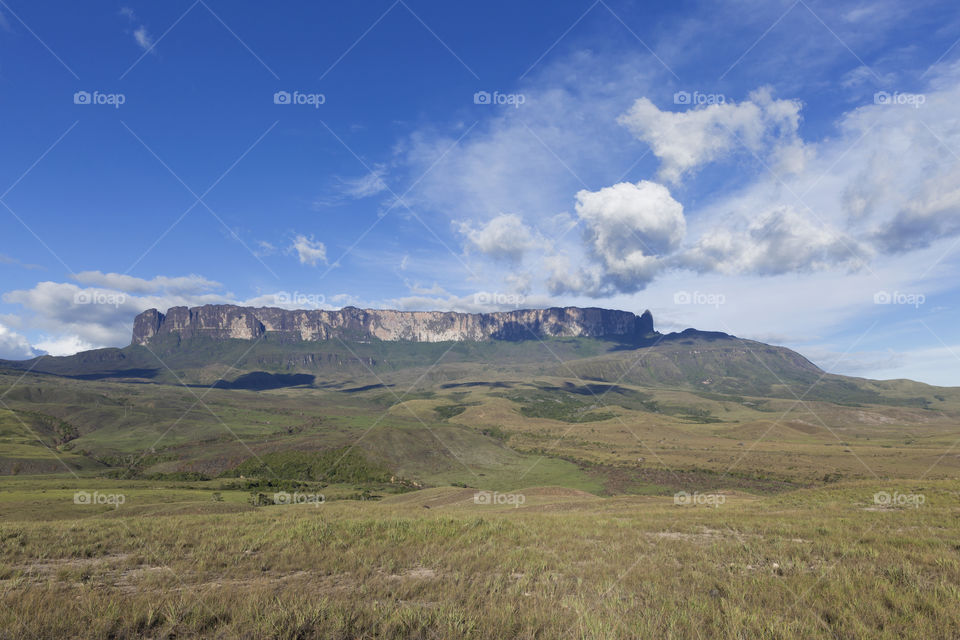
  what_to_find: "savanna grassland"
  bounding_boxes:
[1,477,959,639]
[1,333,960,638]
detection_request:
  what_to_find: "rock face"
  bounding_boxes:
[131,305,655,345]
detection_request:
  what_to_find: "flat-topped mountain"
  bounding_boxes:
[2,303,950,418]
[132,305,656,345]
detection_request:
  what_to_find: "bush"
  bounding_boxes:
[221,448,391,484]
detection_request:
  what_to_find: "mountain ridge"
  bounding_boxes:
[132,304,656,345]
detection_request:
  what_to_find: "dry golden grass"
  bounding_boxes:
[2,477,959,639]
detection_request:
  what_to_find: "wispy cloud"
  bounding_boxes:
[339,166,389,199]
[120,7,155,53]
[0,254,44,270]
[133,25,154,52]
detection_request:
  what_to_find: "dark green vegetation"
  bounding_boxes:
[498,387,618,422]
[221,448,392,484]
[1,330,959,638]
[1,329,959,489]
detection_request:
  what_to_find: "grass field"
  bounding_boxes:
[2,334,960,638]
[1,475,958,639]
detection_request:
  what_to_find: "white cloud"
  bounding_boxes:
[550,180,685,295]
[340,167,388,199]
[544,253,601,297]
[669,62,960,277]
[2,272,371,355]
[133,25,154,52]
[0,273,228,353]
[679,205,870,275]
[255,241,276,257]
[0,323,37,360]
[290,235,327,266]
[870,164,960,253]
[617,87,804,184]
[383,291,554,314]
[577,180,686,257]
[34,335,95,357]
[70,271,220,295]
[398,50,658,222]
[459,213,542,262]
[0,253,43,270]
[405,281,449,296]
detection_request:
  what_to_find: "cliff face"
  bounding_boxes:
[131,305,655,345]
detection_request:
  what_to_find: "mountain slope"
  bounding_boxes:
[2,305,958,489]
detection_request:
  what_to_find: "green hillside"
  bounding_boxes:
[1,330,958,494]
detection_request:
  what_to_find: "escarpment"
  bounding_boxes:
[131,305,656,345]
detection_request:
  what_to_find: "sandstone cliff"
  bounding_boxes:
[131,305,655,345]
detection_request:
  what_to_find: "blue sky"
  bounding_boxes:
[1,0,959,385]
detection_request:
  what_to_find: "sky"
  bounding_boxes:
[0,0,959,385]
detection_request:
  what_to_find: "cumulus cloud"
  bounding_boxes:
[290,235,327,266]
[684,64,960,271]
[0,323,37,360]
[617,87,804,183]
[459,213,543,262]
[578,181,686,257]
[550,180,685,295]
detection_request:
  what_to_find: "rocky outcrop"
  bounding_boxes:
[131,305,656,346]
